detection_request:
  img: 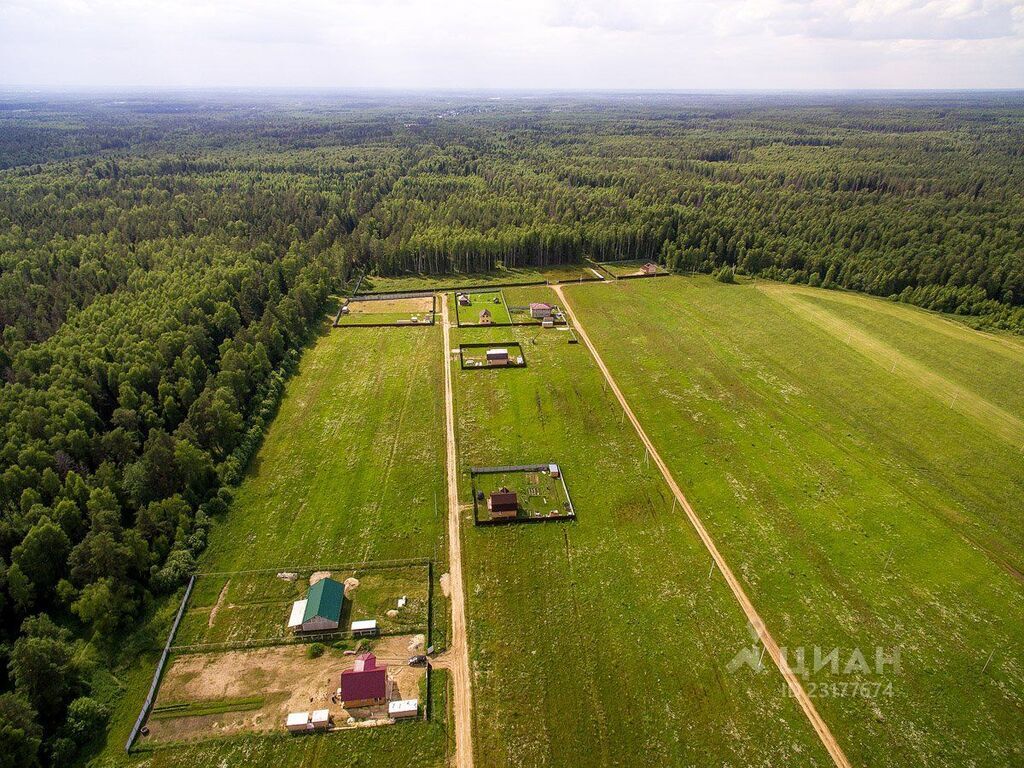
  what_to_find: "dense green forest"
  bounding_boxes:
[0,91,1022,765]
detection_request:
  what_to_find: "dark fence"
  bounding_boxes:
[469,465,576,526]
[125,575,196,753]
[458,343,527,370]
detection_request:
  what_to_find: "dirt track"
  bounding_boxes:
[440,296,475,768]
[553,284,852,768]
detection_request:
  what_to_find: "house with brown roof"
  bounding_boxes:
[479,308,493,325]
[641,262,659,275]
[340,652,390,708]
[488,487,518,518]
[529,302,554,319]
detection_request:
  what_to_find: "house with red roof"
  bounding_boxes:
[340,652,390,708]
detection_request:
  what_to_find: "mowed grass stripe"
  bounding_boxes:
[454,288,833,767]
[565,277,1024,768]
[762,284,1024,448]
[791,288,1024,422]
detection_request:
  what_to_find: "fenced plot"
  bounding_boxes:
[459,342,526,370]
[336,293,436,327]
[470,464,576,525]
[173,563,431,653]
[594,259,670,278]
[143,633,429,745]
[454,290,512,326]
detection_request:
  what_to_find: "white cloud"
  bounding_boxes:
[0,0,1022,88]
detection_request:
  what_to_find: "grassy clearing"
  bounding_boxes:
[92,326,449,767]
[565,276,1024,767]
[451,287,831,766]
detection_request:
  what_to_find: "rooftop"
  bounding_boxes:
[303,577,345,624]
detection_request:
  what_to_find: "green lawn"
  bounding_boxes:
[455,291,512,325]
[90,326,450,768]
[452,286,832,767]
[564,276,1024,768]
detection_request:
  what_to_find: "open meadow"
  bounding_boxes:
[564,276,1024,767]
[92,326,452,768]
[451,286,833,767]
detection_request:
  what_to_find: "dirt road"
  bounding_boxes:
[440,296,474,768]
[553,285,852,768]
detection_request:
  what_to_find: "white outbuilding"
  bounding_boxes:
[389,699,419,719]
[286,711,310,733]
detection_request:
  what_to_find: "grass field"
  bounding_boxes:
[564,276,1024,767]
[92,326,451,768]
[451,286,833,766]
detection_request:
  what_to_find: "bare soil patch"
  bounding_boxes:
[146,635,425,743]
[349,297,433,314]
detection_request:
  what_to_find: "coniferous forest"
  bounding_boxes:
[0,91,1023,765]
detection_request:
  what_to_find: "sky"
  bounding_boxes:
[1,0,1023,90]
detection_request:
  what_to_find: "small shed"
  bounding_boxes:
[641,262,659,275]
[549,463,560,478]
[457,293,471,306]
[389,699,419,720]
[286,711,310,733]
[287,599,308,630]
[542,317,554,328]
[310,709,331,730]
[488,487,518,518]
[530,302,554,319]
[340,305,350,315]
[486,348,509,366]
[479,309,493,325]
[351,619,378,637]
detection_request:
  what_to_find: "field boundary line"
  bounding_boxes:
[441,295,475,768]
[553,285,852,768]
[125,575,196,753]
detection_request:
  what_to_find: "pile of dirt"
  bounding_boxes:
[343,577,360,597]
[439,572,451,597]
[408,634,425,651]
[309,571,331,585]
[276,572,298,581]
[386,609,398,618]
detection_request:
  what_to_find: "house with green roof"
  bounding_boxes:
[287,577,345,632]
